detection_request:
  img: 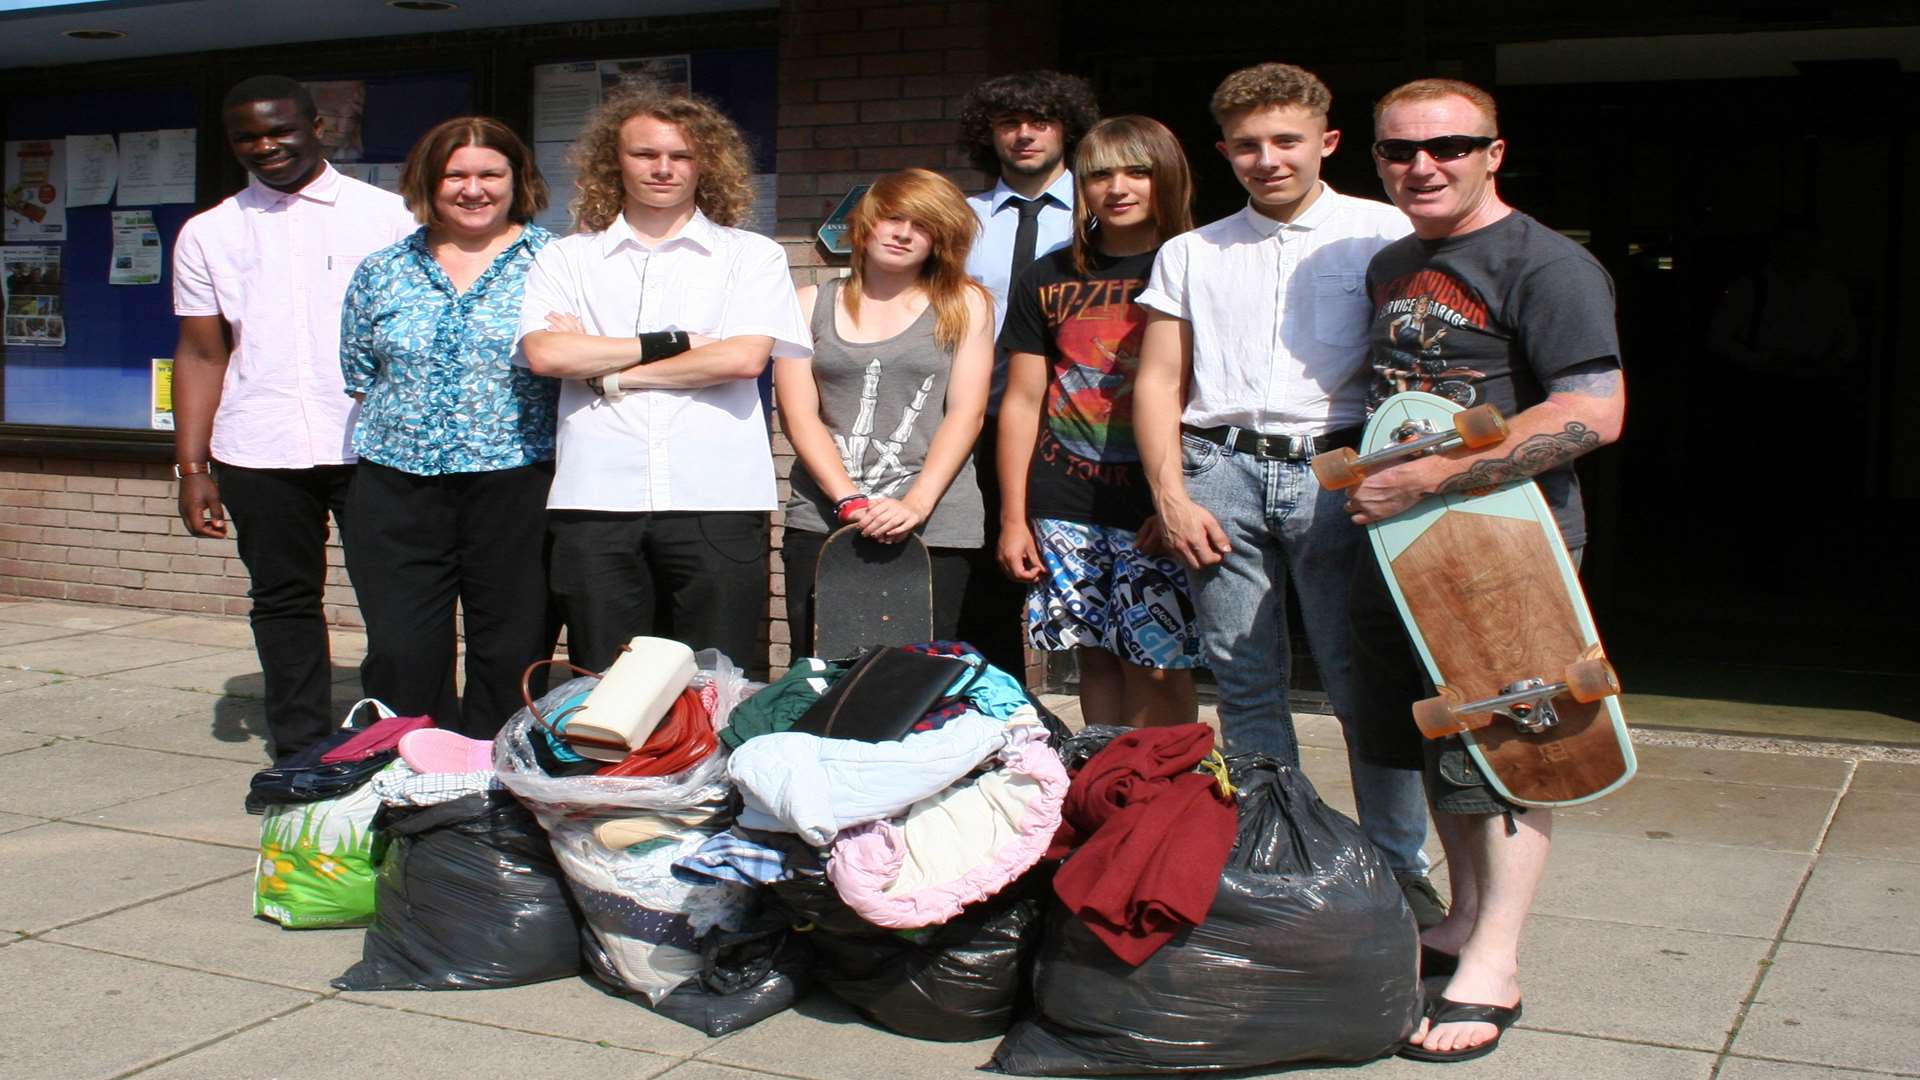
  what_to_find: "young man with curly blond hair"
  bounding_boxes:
[517,83,810,672]
[1132,63,1444,925]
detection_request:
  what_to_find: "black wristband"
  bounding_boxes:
[636,330,691,365]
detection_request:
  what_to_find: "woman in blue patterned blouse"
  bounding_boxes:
[340,117,558,738]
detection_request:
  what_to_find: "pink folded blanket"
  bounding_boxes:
[827,726,1066,930]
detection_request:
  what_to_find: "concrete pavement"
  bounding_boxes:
[1,596,1916,1080]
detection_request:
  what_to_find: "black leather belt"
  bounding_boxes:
[1181,424,1362,461]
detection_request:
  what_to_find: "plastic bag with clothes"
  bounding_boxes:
[583,904,814,1037]
[330,791,581,991]
[253,760,400,929]
[494,651,759,1003]
[987,754,1422,1076]
[768,861,1045,1042]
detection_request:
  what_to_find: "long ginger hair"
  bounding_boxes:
[843,169,986,351]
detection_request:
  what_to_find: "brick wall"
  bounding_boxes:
[0,455,359,626]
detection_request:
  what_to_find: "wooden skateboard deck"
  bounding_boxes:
[811,524,934,660]
[1363,391,1634,807]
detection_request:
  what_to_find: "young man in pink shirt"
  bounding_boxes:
[171,75,414,768]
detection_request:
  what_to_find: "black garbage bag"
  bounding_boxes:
[583,908,815,1037]
[988,757,1422,1075]
[767,865,1044,1042]
[331,791,582,991]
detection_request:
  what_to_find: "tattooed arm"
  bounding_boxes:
[1346,359,1625,524]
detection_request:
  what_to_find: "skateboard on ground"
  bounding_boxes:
[811,523,934,660]
[1320,390,1634,807]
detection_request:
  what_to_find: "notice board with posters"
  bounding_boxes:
[0,70,474,432]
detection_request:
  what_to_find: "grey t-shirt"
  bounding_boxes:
[784,278,984,548]
[1364,211,1620,547]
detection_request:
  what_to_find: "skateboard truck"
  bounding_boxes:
[1412,657,1622,740]
[1312,403,1508,491]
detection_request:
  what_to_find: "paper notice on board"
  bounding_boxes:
[4,140,68,241]
[745,174,778,238]
[533,62,600,145]
[3,245,65,346]
[152,358,174,430]
[109,209,163,285]
[66,134,118,207]
[118,129,196,205]
[598,55,692,97]
[333,163,404,194]
[531,141,578,235]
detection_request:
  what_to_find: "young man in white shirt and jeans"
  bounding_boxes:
[1133,62,1443,923]
[171,75,414,766]
[518,84,809,674]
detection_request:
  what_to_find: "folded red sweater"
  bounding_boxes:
[1050,723,1238,965]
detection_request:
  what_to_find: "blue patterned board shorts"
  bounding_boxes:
[1025,517,1203,671]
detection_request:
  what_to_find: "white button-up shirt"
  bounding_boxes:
[1136,184,1412,436]
[172,164,415,468]
[966,171,1075,409]
[514,209,811,512]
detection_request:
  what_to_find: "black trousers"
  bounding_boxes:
[344,460,555,739]
[953,417,1032,680]
[780,527,973,659]
[215,461,355,761]
[548,510,768,675]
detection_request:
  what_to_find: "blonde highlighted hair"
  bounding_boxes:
[568,81,755,232]
[844,169,986,351]
[1070,115,1194,276]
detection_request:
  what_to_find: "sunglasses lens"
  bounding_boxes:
[1427,136,1479,160]
[1376,140,1417,162]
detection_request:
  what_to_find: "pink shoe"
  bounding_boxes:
[398,729,495,773]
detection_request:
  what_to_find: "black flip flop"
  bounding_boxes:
[1397,996,1523,1063]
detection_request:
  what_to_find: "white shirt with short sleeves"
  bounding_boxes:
[514,209,811,513]
[1135,184,1412,437]
[171,163,415,468]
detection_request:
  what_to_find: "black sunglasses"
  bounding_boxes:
[1373,135,1497,163]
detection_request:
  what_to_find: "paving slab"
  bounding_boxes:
[0,634,232,678]
[653,1064,787,1080]
[1516,914,1769,1050]
[0,621,83,647]
[1849,760,1920,794]
[1630,744,1852,791]
[46,872,366,993]
[76,775,263,848]
[0,809,45,835]
[1552,776,1838,852]
[1821,790,1920,864]
[99,647,276,697]
[1717,1058,1908,1079]
[1785,856,1920,955]
[0,676,233,738]
[0,668,61,694]
[0,739,250,817]
[0,822,245,934]
[0,729,54,753]
[87,698,272,763]
[103,613,261,649]
[696,993,1000,1079]
[134,998,681,1080]
[342,973,718,1058]
[1734,942,1919,1074]
[1270,1028,1715,1079]
[0,600,171,631]
[1534,831,1809,938]
[0,939,313,1080]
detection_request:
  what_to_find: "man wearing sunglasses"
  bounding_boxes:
[1345,78,1627,1065]
[1133,63,1445,928]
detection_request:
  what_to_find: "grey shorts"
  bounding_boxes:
[1425,736,1520,817]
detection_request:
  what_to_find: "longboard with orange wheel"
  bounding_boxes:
[1320,390,1634,807]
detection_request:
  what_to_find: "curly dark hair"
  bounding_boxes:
[956,70,1101,176]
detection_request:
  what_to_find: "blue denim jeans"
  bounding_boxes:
[1181,430,1430,876]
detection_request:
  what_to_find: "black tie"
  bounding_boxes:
[1009,196,1045,290]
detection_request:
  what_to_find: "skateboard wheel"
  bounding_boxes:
[1312,447,1364,491]
[1564,658,1621,703]
[1412,693,1471,739]
[1453,404,1508,449]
